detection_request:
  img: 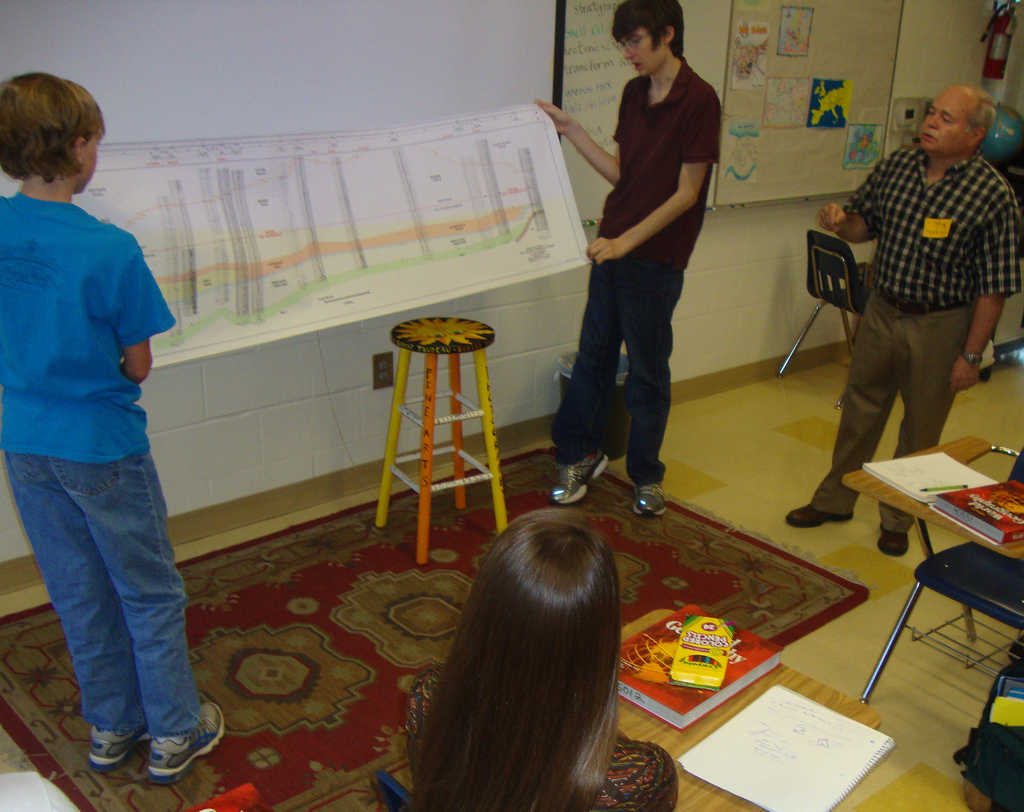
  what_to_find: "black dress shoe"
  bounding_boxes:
[877,529,909,556]
[785,504,854,528]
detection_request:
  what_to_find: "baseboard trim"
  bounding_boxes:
[0,342,845,598]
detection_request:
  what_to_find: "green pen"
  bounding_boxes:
[920,484,968,492]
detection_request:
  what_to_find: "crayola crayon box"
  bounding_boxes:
[669,615,733,690]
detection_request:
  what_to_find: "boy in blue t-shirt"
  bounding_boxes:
[0,73,222,783]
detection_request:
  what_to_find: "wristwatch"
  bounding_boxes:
[961,351,983,367]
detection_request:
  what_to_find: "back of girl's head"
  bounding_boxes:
[0,72,104,183]
[410,507,621,812]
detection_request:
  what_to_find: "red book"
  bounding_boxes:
[933,480,1024,545]
[618,605,783,730]
[184,784,273,812]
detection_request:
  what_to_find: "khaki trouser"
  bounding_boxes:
[810,294,972,532]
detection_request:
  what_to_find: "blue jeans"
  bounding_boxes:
[4,451,200,738]
[553,253,684,486]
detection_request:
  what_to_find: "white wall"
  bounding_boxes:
[0,0,1011,562]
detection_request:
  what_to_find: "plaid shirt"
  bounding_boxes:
[846,148,1021,305]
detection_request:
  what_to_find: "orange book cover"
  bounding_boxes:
[618,605,783,730]
[933,480,1024,545]
[184,784,272,812]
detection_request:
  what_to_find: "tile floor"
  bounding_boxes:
[2,355,1023,810]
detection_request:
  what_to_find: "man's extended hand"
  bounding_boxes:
[817,203,848,233]
[816,203,869,243]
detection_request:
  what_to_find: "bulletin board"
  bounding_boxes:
[715,0,903,206]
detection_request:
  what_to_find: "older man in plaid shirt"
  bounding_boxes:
[786,85,1022,556]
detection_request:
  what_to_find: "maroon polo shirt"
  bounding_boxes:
[601,58,721,271]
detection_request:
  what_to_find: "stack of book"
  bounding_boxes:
[618,605,782,730]
[932,480,1024,546]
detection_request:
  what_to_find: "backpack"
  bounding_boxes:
[953,659,1024,812]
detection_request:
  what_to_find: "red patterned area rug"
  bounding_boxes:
[0,449,867,811]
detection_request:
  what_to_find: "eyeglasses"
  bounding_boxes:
[615,32,650,54]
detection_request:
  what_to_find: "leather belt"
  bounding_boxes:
[876,289,967,314]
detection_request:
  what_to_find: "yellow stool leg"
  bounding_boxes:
[474,348,506,532]
[417,353,439,564]
[375,348,411,528]
[449,354,467,510]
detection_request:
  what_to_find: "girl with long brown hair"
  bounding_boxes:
[405,507,676,812]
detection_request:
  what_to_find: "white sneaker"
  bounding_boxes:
[89,724,149,772]
[633,483,666,517]
[148,702,224,784]
[550,452,608,505]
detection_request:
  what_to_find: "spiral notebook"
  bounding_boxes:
[678,685,895,812]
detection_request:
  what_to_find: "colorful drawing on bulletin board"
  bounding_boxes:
[844,124,882,169]
[807,79,851,128]
[731,20,770,90]
[762,77,811,129]
[722,119,759,183]
[778,6,813,56]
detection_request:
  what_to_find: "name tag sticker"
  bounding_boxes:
[923,218,952,238]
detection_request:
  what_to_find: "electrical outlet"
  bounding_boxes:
[372,351,394,389]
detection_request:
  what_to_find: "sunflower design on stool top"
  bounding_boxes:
[391,317,495,354]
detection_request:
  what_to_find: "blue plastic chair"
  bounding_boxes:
[861,542,1024,702]
[374,769,409,812]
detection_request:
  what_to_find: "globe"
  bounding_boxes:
[982,104,1024,163]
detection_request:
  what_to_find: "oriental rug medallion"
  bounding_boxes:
[0,449,868,811]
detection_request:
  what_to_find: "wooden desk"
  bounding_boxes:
[618,610,881,812]
[841,436,1024,558]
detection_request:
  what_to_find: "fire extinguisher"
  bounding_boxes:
[982,2,1018,102]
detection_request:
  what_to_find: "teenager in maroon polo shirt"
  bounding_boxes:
[538,0,720,516]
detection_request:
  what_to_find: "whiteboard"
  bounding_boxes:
[555,0,730,221]
[0,0,555,190]
[0,1,589,364]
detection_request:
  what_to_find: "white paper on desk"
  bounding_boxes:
[678,685,895,812]
[862,452,996,503]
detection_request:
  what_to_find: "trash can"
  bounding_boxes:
[556,352,631,461]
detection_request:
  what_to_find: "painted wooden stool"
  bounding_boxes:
[375,317,507,564]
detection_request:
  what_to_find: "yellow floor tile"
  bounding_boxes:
[818,543,915,600]
[661,459,727,500]
[854,763,964,812]
[775,415,840,452]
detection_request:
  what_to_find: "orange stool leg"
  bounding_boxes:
[376,348,412,528]
[449,354,467,510]
[474,348,506,532]
[417,353,438,564]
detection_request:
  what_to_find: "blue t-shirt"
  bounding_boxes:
[0,193,175,462]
